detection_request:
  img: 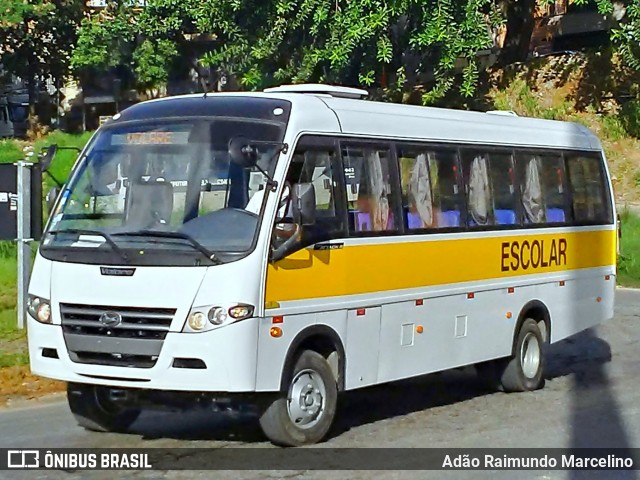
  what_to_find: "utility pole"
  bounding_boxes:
[15,160,33,329]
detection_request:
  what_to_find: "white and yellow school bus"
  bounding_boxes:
[27,84,616,446]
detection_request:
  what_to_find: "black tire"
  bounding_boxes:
[499,318,546,392]
[67,383,141,433]
[259,350,338,446]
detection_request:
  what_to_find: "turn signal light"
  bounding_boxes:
[270,327,283,338]
[228,304,254,320]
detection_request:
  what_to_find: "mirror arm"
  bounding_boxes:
[254,163,279,192]
[253,142,287,192]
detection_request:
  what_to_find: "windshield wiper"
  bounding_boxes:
[48,228,129,263]
[114,230,223,265]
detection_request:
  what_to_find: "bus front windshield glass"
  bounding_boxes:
[42,119,283,265]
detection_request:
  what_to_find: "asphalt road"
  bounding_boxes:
[1,288,640,480]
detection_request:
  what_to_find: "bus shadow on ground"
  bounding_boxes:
[127,328,613,444]
[331,328,612,440]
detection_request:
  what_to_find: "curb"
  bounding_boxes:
[616,286,640,292]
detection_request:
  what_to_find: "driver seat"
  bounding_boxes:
[126,177,174,229]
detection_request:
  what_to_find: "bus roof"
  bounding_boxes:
[112,89,601,152]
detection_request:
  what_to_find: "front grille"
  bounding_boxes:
[69,351,158,369]
[60,303,176,368]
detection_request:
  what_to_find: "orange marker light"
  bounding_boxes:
[467,293,475,299]
[270,327,283,338]
[596,297,602,303]
[559,281,565,287]
[605,275,611,281]
[506,312,513,319]
[272,316,284,324]
[508,287,515,294]
[416,325,424,334]
[416,299,424,306]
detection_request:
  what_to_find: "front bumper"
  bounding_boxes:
[27,315,261,392]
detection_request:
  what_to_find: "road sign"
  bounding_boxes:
[0,164,17,240]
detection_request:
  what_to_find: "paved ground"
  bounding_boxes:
[1,288,639,479]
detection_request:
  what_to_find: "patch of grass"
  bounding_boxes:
[0,352,28,367]
[619,99,640,138]
[618,210,640,287]
[0,309,22,341]
[601,115,627,142]
[0,131,92,188]
[34,131,92,189]
[0,140,23,164]
[0,245,16,313]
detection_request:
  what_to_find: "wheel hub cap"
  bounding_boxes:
[521,332,541,379]
[287,370,326,429]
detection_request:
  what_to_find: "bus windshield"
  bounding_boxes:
[42,118,284,266]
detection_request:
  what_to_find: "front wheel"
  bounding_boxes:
[67,383,141,433]
[259,350,338,446]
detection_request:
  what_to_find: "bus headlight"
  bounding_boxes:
[27,295,52,324]
[187,311,207,331]
[208,307,227,325]
[183,304,255,332]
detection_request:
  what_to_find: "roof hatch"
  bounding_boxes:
[263,84,368,99]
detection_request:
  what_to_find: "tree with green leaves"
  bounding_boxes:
[72,0,503,104]
[612,0,640,75]
[0,0,83,122]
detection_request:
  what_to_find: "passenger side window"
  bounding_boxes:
[342,145,399,233]
[398,147,462,229]
[488,152,518,226]
[516,154,546,224]
[462,151,493,226]
[540,155,569,223]
[272,144,345,251]
[566,154,609,223]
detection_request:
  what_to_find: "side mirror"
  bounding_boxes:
[228,136,258,168]
[46,186,60,213]
[292,183,316,226]
[40,144,58,172]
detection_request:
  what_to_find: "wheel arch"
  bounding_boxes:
[512,299,551,355]
[279,325,346,392]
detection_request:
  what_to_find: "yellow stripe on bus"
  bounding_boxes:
[265,229,616,303]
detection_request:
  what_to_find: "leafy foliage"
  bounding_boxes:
[612,0,640,73]
[72,0,501,103]
[0,0,83,93]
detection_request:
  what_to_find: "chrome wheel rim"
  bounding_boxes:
[520,332,541,379]
[287,369,326,429]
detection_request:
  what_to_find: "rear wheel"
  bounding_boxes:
[475,318,545,392]
[500,318,545,392]
[67,383,141,433]
[259,350,338,446]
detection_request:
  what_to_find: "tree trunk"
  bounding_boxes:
[25,18,38,133]
[499,0,537,66]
